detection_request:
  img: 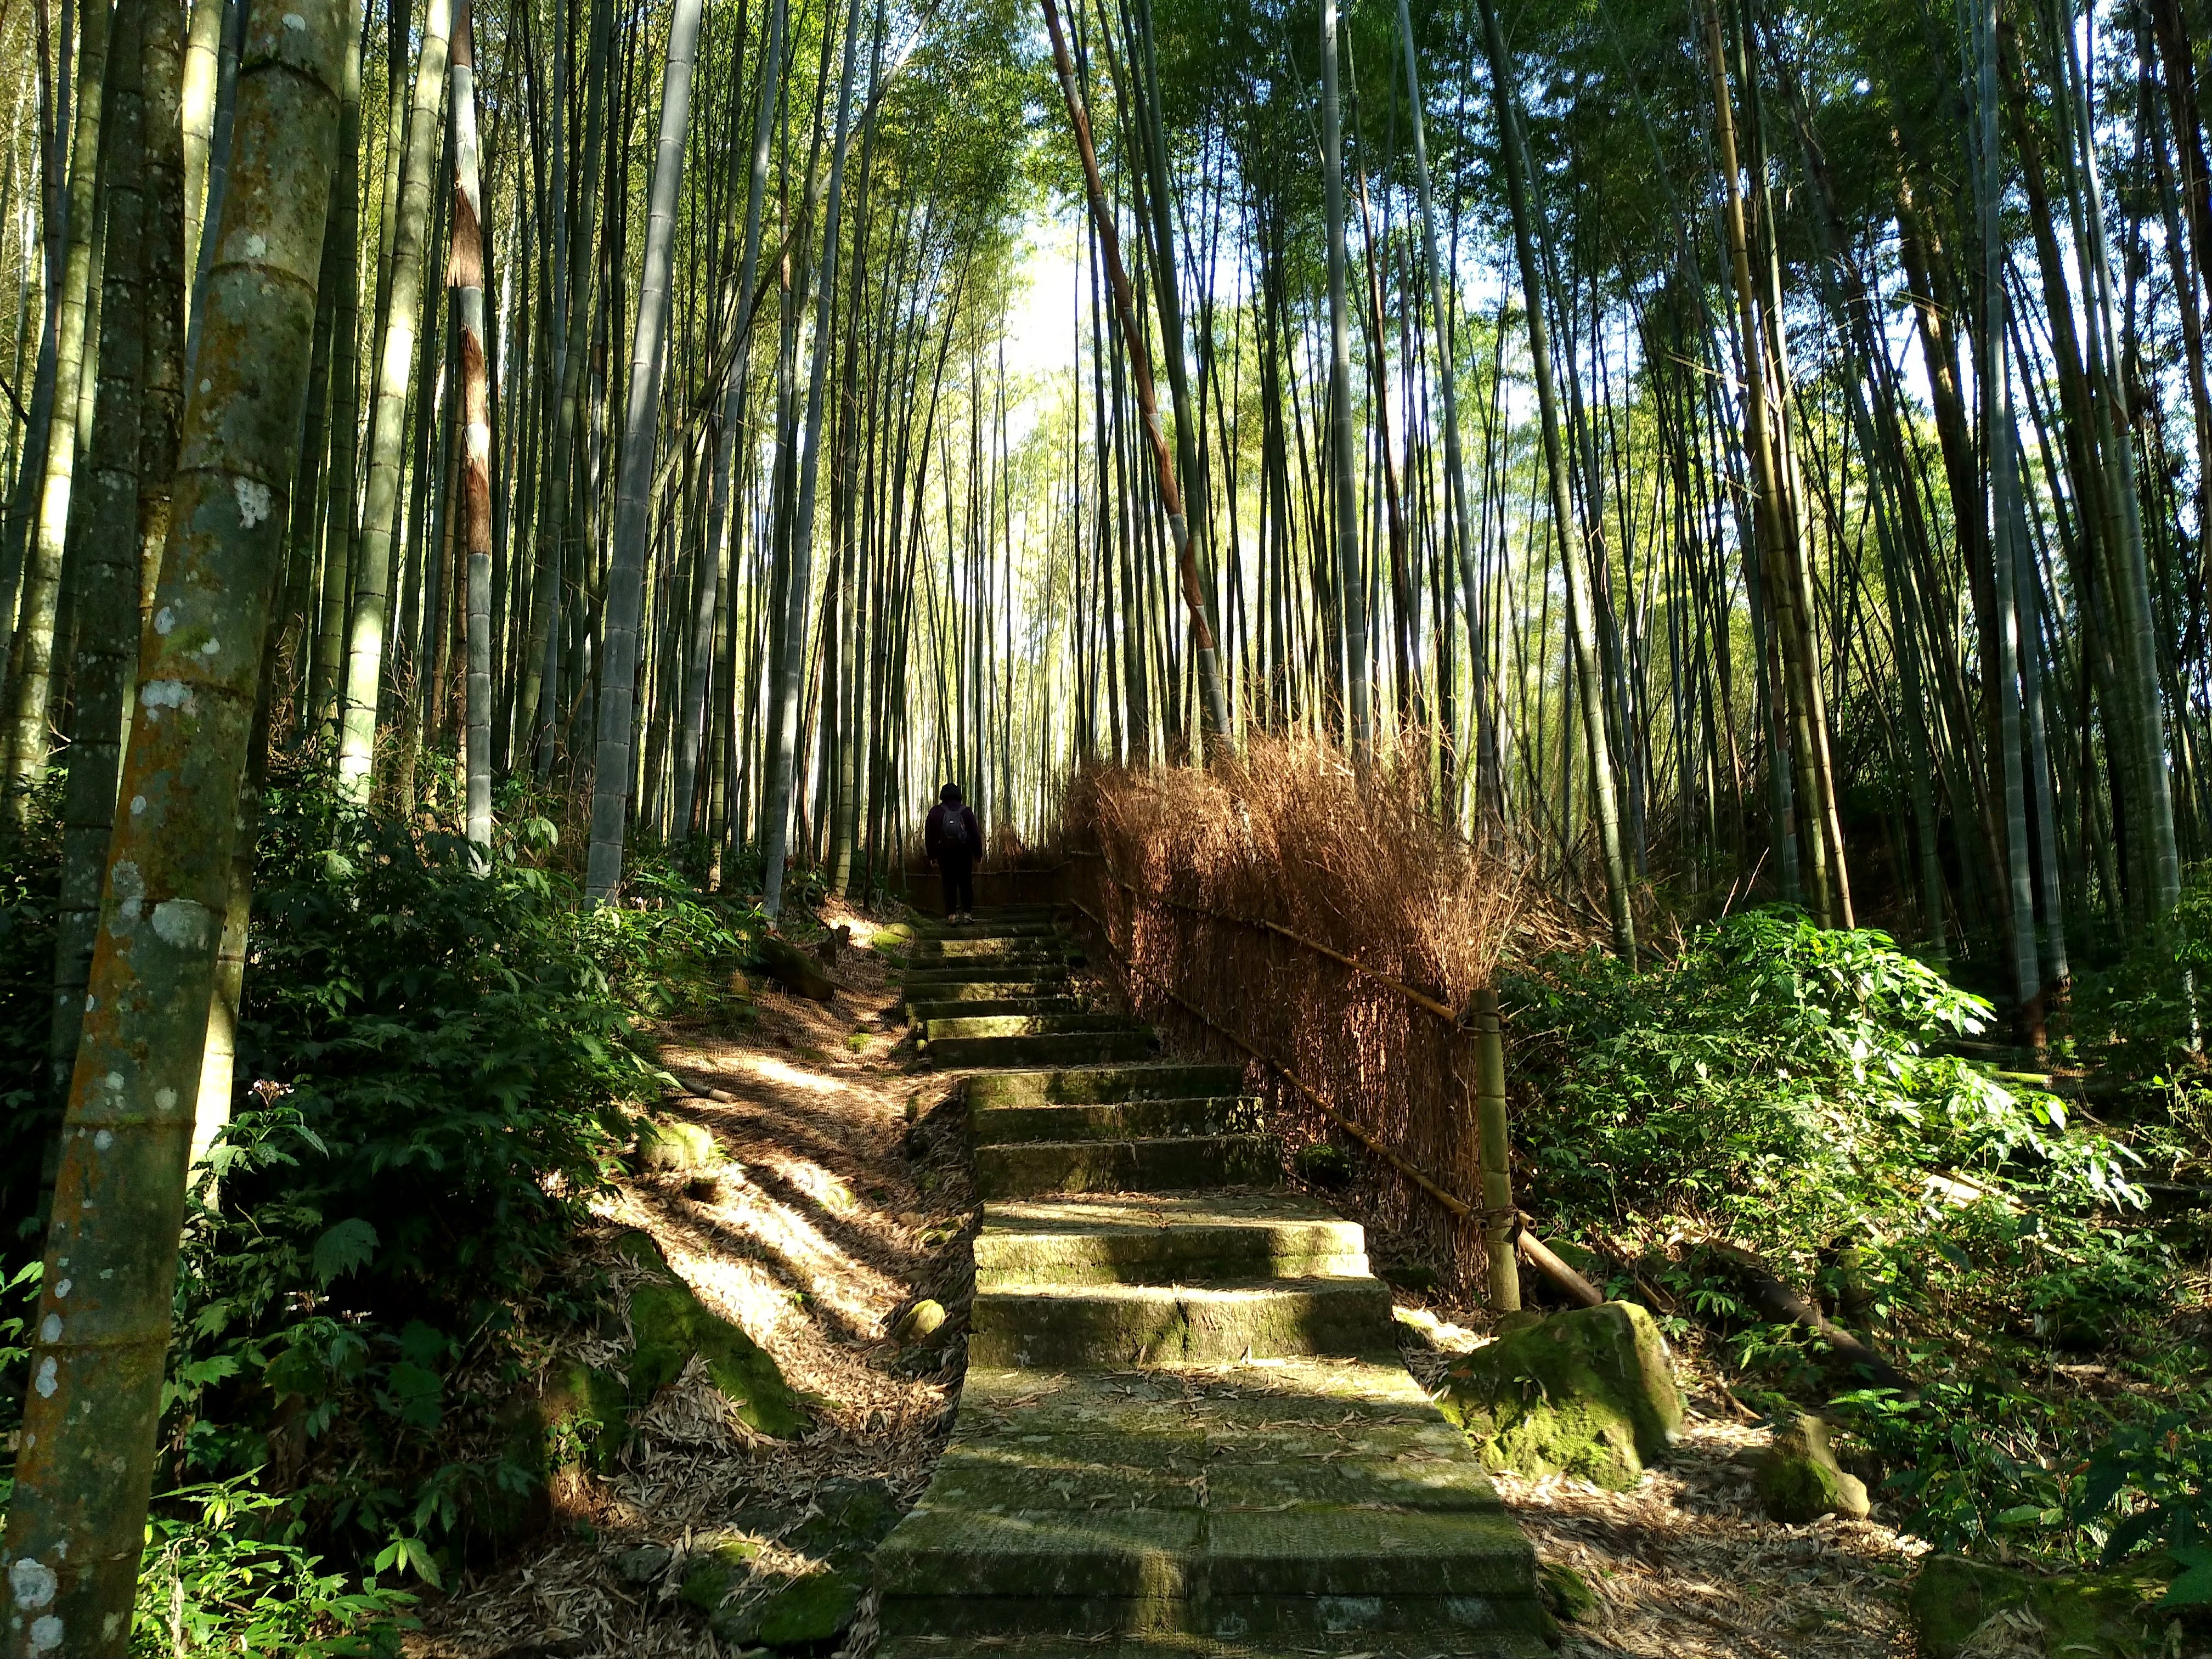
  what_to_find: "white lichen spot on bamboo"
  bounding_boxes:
[155,606,176,633]
[9,1558,58,1610]
[32,1357,57,1397]
[110,861,144,929]
[151,899,212,949]
[140,680,194,713]
[30,1615,64,1653]
[38,1315,59,1342]
[234,476,273,526]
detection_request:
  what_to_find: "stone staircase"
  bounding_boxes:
[878,908,1549,1658]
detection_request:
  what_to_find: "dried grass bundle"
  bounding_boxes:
[1063,732,1548,1290]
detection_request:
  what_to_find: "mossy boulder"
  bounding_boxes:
[787,1477,901,1562]
[617,1232,809,1438]
[760,934,839,1002]
[1294,1142,1356,1188]
[1909,1554,2180,1658]
[891,1299,946,1344]
[1539,1560,1599,1624]
[635,1118,720,1175]
[1756,1413,1869,1523]
[754,1571,865,1647]
[538,1359,631,1476]
[1436,1301,1683,1490]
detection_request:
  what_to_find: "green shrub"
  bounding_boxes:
[1505,908,2195,1564]
[132,1475,419,1657]
[1505,908,2142,1261]
[162,774,687,1570]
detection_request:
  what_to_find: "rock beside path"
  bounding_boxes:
[1436,1300,1685,1489]
[1754,1412,1870,1522]
[1910,1554,2185,1658]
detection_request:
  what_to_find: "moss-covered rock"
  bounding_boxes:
[760,934,838,1002]
[617,1231,809,1438]
[754,1571,865,1647]
[1293,1141,1356,1188]
[1539,1559,1599,1624]
[891,1299,946,1344]
[1909,1554,2179,1658]
[1755,1414,1869,1522]
[539,1359,631,1476]
[787,1477,901,1562]
[635,1118,720,1174]
[1436,1301,1683,1489]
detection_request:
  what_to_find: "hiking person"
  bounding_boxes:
[925,783,983,922]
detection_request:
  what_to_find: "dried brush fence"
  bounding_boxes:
[1062,736,1569,1302]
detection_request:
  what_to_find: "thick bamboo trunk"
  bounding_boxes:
[452,0,493,852]
[585,0,707,901]
[0,3,349,1646]
[3,0,112,812]
[337,0,453,800]
[1477,0,1636,957]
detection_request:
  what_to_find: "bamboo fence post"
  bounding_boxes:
[1470,985,1520,1314]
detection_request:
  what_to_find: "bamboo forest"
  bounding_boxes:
[3,0,2212,1646]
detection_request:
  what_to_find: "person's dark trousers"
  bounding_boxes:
[939,857,975,917]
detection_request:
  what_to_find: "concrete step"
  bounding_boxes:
[901,975,1070,999]
[906,996,1084,1025]
[927,1030,1159,1069]
[971,1094,1259,1146]
[925,1012,1143,1042]
[876,1364,1542,1648]
[975,1133,1279,1200]
[904,964,1071,990]
[974,1194,1364,1284]
[880,1638,1553,1659]
[904,938,1071,962]
[913,919,1062,939]
[970,1275,1394,1367]
[967,1064,1247,1107]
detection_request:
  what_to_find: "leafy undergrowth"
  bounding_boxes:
[0,764,766,1656]
[1503,904,2212,1622]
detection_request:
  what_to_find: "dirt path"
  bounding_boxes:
[411,902,1922,1659]
[411,905,975,1659]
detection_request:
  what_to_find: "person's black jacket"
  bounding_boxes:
[926,802,982,864]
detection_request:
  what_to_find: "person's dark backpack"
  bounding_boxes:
[941,807,972,856]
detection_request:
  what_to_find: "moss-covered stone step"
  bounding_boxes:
[927,1030,1160,1069]
[973,1194,1365,1285]
[876,1365,1542,1649]
[904,937,1071,962]
[967,1064,1248,1107]
[971,1276,1393,1367]
[916,1013,1132,1040]
[924,1012,1142,1042]
[907,995,1084,1025]
[913,919,1063,939]
[878,1638,1553,1659]
[971,1094,1261,1146]
[975,1133,1279,1199]
[902,974,1070,1000]
[904,964,1072,989]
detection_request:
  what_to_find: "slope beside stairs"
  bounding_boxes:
[876,907,1549,1658]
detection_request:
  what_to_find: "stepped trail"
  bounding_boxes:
[410,902,1920,1659]
[881,905,1551,1657]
